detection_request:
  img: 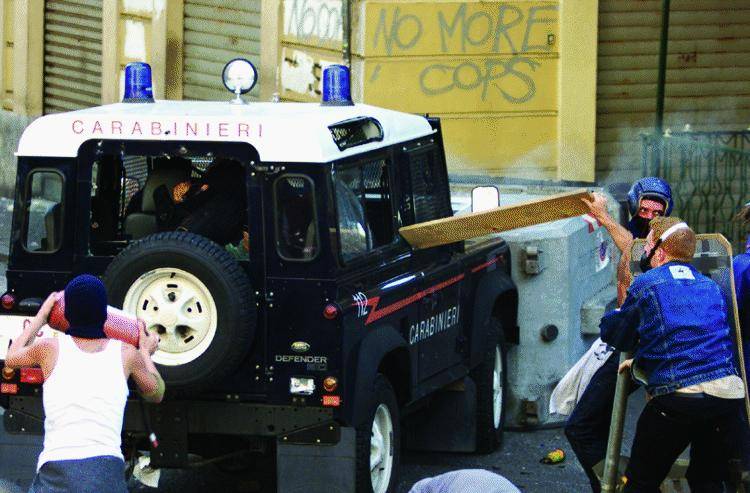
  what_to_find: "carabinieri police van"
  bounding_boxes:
[0,60,518,493]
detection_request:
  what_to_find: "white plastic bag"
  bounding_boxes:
[549,338,614,416]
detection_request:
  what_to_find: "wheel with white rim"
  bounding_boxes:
[471,316,507,453]
[104,231,254,391]
[123,267,218,366]
[356,374,400,493]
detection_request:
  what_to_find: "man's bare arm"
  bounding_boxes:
[582,192,633,255]
[5,293,56,368]
[128,348,165,403]
[126,325,164,403]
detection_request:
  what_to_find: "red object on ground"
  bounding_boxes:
[48,292,142,347]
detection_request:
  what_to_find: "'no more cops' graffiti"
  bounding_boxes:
[370,2,558,104]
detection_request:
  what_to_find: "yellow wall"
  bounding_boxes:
[279,0,598,181]
[102,0,183,104]
[0,0,14,111]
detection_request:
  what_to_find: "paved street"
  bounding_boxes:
[0,393,646,493]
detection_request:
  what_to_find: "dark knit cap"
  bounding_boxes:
[64,274,107,339]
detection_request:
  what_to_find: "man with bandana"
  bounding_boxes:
[4,275,164,493]
[601,217,743,492]
[565,177,673,492]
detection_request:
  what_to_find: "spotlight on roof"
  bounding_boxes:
[222,58,258,105]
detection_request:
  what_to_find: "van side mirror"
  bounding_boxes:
[471,186,499,213]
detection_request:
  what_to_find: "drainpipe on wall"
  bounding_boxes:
[341,0,352,67]
[654,0,671,136]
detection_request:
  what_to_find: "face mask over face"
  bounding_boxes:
[628,216,651,239]
[639,247,657,273]
[639,222,689,273]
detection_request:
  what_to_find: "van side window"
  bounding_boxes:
[333,158,394,262]
[405,147,451,223]
[24,171,64,252]
[274,175,319,261]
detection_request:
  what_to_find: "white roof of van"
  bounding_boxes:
[16,101,434,162]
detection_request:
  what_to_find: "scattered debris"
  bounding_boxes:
[540,449,566,465]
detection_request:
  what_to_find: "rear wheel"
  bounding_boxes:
[104,231,255,392]
[471,316,507,453]
[356,374,400,493]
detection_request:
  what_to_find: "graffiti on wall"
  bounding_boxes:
[367,3,558,106]
[283,0,343,47]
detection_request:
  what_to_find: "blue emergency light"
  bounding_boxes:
[322,65,354,106]
[123,62,154,103]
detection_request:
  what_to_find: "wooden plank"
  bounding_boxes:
[399,189,592,250]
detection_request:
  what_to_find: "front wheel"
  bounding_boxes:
[471,316,507,453]
[356,374,400,493]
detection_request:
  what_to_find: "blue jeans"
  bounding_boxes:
[28,455,127,493]
[565,352,638,493]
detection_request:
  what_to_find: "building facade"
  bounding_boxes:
[0,0,749,194]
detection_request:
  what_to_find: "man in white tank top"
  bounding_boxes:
[5,274,165,493]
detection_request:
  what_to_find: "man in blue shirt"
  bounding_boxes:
[601,217,744,492]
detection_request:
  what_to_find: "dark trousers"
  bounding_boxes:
[28,455,127,493]
[565,352,637,493]
[624,393,740,493]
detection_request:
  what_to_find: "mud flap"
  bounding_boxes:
[276,426,355,493]
[403,376,477,452]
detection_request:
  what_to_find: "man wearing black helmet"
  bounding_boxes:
[564,177,673,492]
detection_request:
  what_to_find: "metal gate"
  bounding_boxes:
[642,131,750,251]
[183,0,261,101]
[42,0,102,114]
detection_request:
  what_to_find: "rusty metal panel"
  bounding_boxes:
[595,1,750,182]
[42,0,102,114]
[183,0,261,102]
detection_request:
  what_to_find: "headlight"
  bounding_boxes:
[290,377,315,395]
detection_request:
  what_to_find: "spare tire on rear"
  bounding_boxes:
[104,231,255,392]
